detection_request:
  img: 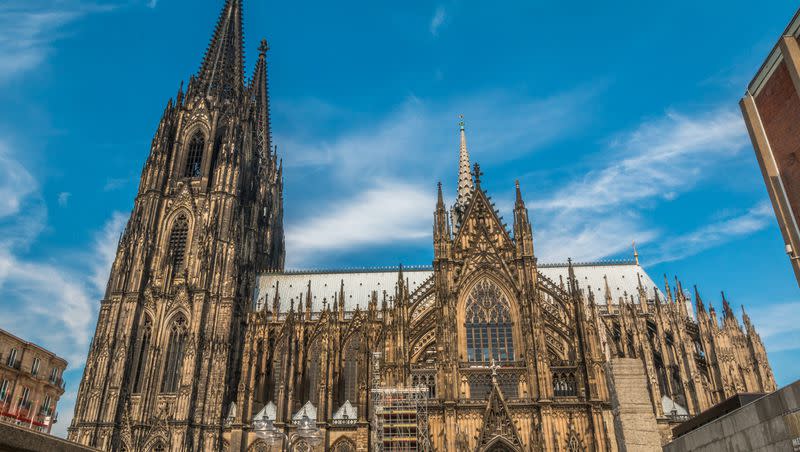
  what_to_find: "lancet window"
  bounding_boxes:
[168,215,189,276]
[132,316,152,393]
[303,338,322,405]
[465,280,515,363]
[340,335,360,406]
[184,132,205,178]
[161,315,188,393]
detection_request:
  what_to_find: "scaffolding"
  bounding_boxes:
[371,353,431,452]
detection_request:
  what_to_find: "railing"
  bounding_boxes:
[330,417,357,426]
[666,413,691,422]
[551,367,579,398]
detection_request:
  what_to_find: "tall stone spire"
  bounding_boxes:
[198,0,245,101]
[451,116,473,228]
[250,39,272,156]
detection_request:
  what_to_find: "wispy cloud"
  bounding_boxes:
[286,182,433,267]
[0,1,116,83]
[58,191,71,207]
[534,108,749,211]
[279,86,599,265]
[528,107,754,263]
[0,134,126,437]
[747,301,800,353]
[430,6,446,36]
[647,201,774,265]
[147,0,158,8]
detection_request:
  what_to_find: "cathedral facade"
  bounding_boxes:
[69,1,776,451]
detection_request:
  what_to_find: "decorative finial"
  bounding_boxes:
[473,163,482,187]
[459,114,465,130]
[632,241,639,266]
[259,39,269,56]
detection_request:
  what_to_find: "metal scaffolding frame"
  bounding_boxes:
[370,353,431,452]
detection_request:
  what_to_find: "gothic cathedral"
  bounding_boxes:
[69,1,777,451]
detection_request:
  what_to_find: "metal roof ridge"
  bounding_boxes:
[277,265,435,275]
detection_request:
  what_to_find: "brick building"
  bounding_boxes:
[741,8,800,287]
[0,328,67,434]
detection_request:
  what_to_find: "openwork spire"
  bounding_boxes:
[456,115,473,206]
[451,116,473,228]
[199,0,245,101]
[250,38,272,156]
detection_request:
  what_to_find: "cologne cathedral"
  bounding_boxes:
[68,1,777,451]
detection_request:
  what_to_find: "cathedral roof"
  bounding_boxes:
[254,260,663,313]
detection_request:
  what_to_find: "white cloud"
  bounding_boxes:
[57,191,71,206]
[286,182,433,267]
[747,301,800,353]
[0,1,116,83]
[527,107,756,264]
[430,6,446,36]
[0,142,38,218]
[647,202,774,265]
[534,108,749,211]
[278,87,599,265]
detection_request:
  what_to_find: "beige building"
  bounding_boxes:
[741,8,800,287]
[0,328,67,434]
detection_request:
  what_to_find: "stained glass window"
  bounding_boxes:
[184,132,204,178]
[465,280,514,363]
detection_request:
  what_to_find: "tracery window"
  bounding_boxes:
[168,215,189,276]
[303,338,322,405]
[132,316,153,393]
[184,132,205,178]
[465,280,514,363]
[161,315,187,393]
[340,335,360,406]
[332,438,356,452]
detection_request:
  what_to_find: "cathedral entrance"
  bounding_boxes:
[482,438,521,452]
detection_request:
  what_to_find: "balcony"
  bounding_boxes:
[552,367,579,398]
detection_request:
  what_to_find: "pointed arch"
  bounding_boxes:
[160,314,188,393]
[131,315,153,393]
[459,277,519,364]
[302,333,324,406]
[338,332,361,408]
[331,437,356,452]
[184,131,205,178]
[167,213,190,277]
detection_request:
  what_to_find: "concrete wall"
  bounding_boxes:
[607,358,662,452]
[664,379,800,452]
[0,421,99,452]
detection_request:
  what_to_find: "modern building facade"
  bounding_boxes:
[69,1,777,451]
[0,328,67,434]
[741,8,800,287]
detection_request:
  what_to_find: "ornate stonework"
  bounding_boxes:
[69,1,776,451]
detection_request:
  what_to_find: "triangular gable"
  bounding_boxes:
[252,401,277,422]
[453,187,514,252]
[332,400,357,420]
[476,373,522,450]
[292,401,317,421]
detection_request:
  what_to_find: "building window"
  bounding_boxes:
[31,358,40,376]
[340,335,360,406]
[184,132,205,178]
[19,387,30,410]
[465,279,515,363]
[7,348,17,367]
[132,317,153,393]
[49,367,59,384]
[0,379,8,401]
[168,215,189,276]
[161,316,188,393]
[41,395,52,416]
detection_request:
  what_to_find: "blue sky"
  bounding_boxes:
[1,0,799,438]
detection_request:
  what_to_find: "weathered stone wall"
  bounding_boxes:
[664,379,800,452]
[607,358,662,452]
[0,422,99,452]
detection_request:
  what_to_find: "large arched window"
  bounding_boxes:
[465,280,515,363]
[161,315,188,393]
[338,335,360,407]
[303,338,322,405]
[168,215,189,276]
[184,132,205,178]
[132,316,152,393]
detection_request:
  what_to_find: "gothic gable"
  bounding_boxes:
[476,374,523,451]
